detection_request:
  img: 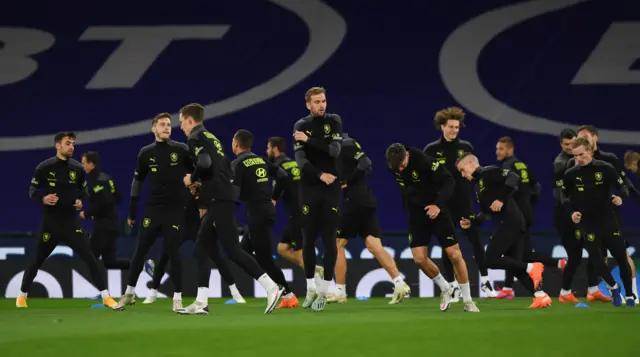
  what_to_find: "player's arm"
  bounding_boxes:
[422,142,436,156]
[189,135,214,183]
[304,115,343,158]
[552,159,567,204]
[230,158,243,198]
[293,121,323,178]
[266,160,288,200]
[606,164,627,200]
[28,162,46,203]
[345,142,372,187]
[77,168,90,201]
[560,171,576,214]
[428,158,454,208]
[128,149,149,221]
[182,144,195,172]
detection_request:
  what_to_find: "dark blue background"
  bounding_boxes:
[1,0,639,234]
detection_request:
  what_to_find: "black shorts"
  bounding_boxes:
[280,216,303,250]
[407,208,458,249]
[337,206,381,239]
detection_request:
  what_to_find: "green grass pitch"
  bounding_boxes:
[0,297,637,357]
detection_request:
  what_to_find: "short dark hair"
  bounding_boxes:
[152,112,172,126]
[434,106,466,130]
[385,143,407,170]
[497,136,514,149]
[268,137,286,153]
[234,129,253,150]
[54,132,76,144]
[82,151,100,168]
[571,136,593,151]
[577,125,598,136]
[180,103,205,123]
[559,128,576,141]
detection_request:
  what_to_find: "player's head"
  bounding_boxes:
[385,143,409,172]
[456,152,479,181]
[179,103,205,136]
[54,132,76,159]
[571,137,594,166]
[81,151,100,174]
[559,128,576,155]
[305,87,327,117]
[624,151,640,174]
[151,112,172,141]
[267,136,286,158]
[495,136,514,161]
[577,125,598,150]
[232,129,253,155]
[434,106,465,142]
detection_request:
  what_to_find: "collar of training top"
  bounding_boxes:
[472,166,483,180]
[439,136,460,145]
[235,151,254,160]
[191,124,206,136]
[271,154,289,167]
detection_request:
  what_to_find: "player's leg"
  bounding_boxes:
[96,229,130,270]
[503,234,552,308]
[159,210,185,311]
[436,213,477,311]
[330,206,356,303]
[277,216,305,268]
[115,213,160,309]
[581,229,621,306]
[300,190,322,308]
[64,223,116,308]
[209,227,244,303]
[604,231,635,306]
[17,223,58,307]
[627,244,639,303]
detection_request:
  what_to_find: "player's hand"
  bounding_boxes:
[460,218,471,229]
[42,194,58,206]
[293,131,309,143]
[79,211,85,219]
[199,209,207,218]
[73,199,82,210]
[320,173,336,185]
[341,184,347,190]
[424,205,441,219]
[189,181,202,196]
[571,211,582,224]
[490,200,503,212]
[183,174,192,187]
[611,195,623,206]
[271,199,277,206]
[127,218,135,227]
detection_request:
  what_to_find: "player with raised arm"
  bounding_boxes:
[386,143,478,312]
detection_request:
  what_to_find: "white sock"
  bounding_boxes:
[306,278,316,291]
[392,276,404,287]
[587,286,600,294]
[609,283,619,291]
[257,273,277,291]
[451,280,459,288]
[534,290,546,298]
[100,290,109,299]
[283,292,294,299]
[229,284,241,297]
[526,263,534,273]
[149,289,158,298]
[125,285,135,295]
[560,289,572,296]
[19,291,28,297]
[459,283,472,303]
[317,279,328,294]
[173,292,182,300]
[480,276,489,285]
[633,277,638,297]
[502,287,513,292]
[432,273,450,291]
[336,284,346,294]
[196,287,208,304]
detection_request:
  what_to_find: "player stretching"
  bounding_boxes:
[423,107,496,299]
[293,87,343,311]
[329,134,409,304]
[18,132,117,308]
[113,113,192,312]
[386,143,478,312]
[456,153,551,309]
[178,103,283,315]
[495,137,565,298]
[561,138,635,306]
[266,136,325,299]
